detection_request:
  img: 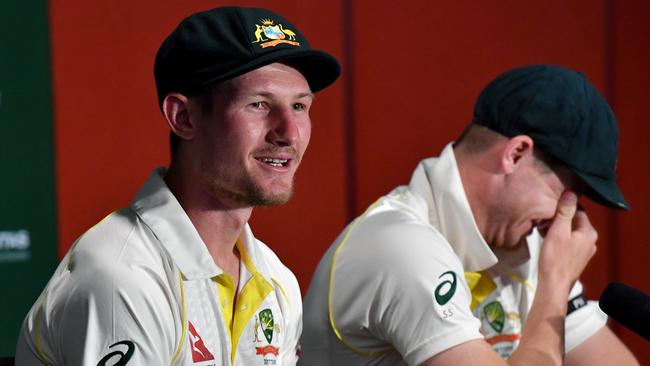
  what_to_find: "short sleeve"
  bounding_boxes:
[16,240,183,366]
[330,212,483,366]
[564,281,607,351]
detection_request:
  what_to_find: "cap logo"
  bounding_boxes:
[252,18,301,48]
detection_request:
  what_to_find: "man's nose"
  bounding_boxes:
[267,107,300,147]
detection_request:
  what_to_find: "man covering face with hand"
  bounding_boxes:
[300,65,638,366]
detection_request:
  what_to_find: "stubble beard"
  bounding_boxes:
[200,162,295,208]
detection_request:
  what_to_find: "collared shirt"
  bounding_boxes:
[16,169,302,366]
[300,143,606,366]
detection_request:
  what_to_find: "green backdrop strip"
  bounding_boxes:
[0,0,57,356]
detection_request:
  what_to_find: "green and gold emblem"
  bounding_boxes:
[483,301,505,333]
[258,308,274,344]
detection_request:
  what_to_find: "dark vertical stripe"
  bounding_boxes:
[0,0,57,356]
[342,0,357,221]
[603,0,621,313]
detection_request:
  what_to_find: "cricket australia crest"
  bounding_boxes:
[252,18,301,48]
[483,301,505,333]
[254,308,280,362]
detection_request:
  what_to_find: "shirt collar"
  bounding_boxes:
[130,168,274,282]
[130,168,221,280]
[408,143,498,272]
[236,221,274,282]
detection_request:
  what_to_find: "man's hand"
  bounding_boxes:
[538,191,598,287]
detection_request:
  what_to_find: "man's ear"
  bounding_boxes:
[500,135,534,174]
[162,93,195,140]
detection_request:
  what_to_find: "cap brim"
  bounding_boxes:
[574,170,630,210]
[189,48,341,95]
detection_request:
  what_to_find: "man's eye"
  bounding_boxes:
[250,102,265,109]
[293,103,306,111]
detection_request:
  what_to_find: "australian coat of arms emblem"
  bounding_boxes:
[252,18,301,48]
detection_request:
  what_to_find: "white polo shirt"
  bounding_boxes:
[300,143,607,366]
[16,169,302,366]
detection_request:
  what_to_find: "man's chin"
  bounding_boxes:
[243,185,294,207]
[255,193,292,207]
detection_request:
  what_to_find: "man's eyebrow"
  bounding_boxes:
[296,92,315,99]
[240,91,315,99]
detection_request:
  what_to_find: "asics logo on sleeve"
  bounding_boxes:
[435,271,458,305]
[97,340,135,366]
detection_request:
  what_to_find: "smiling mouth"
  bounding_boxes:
[257,157,290,167]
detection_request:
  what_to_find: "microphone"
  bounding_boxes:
[599,282,650,341]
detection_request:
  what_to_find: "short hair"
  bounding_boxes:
[455,123,558,174]
[454,124,503,155]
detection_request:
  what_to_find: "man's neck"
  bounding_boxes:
[163,163,252,277]
[454,145,495,245]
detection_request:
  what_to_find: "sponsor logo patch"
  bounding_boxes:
[96,340,134,366]
[188,321,215,363]
[434,270,457,305]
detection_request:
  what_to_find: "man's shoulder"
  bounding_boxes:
[62,207,174,298]
[71,207,165,268]
[75,207,136,242]
[346,203,454,260]
[328,203,462,291]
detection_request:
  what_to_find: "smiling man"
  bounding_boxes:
[16,6,339,366]
[300,65,638,366]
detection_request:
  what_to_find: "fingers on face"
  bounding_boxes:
[555,191,578,221]
[572,210,598,241]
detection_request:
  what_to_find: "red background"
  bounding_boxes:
[50,0,649,361]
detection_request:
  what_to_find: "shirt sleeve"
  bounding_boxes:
[564,281,608,352]
[16,242,183,366]
[330,214,484,366]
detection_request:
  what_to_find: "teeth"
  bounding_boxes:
[260,157,288,167]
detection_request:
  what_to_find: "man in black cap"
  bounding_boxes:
[300,65,638,366]
[16,6,339,366]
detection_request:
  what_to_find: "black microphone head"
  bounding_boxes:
[599,282,650,341]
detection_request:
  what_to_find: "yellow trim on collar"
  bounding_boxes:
[237,239,257,275]
[271,277,291,313]
[215,272,236,341]
[465,271,497,311]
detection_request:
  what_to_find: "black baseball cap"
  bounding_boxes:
[154,6,340,109]
[473,65,629,210]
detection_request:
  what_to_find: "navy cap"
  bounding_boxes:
[473,65,629,210]
[154,6,340,109]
